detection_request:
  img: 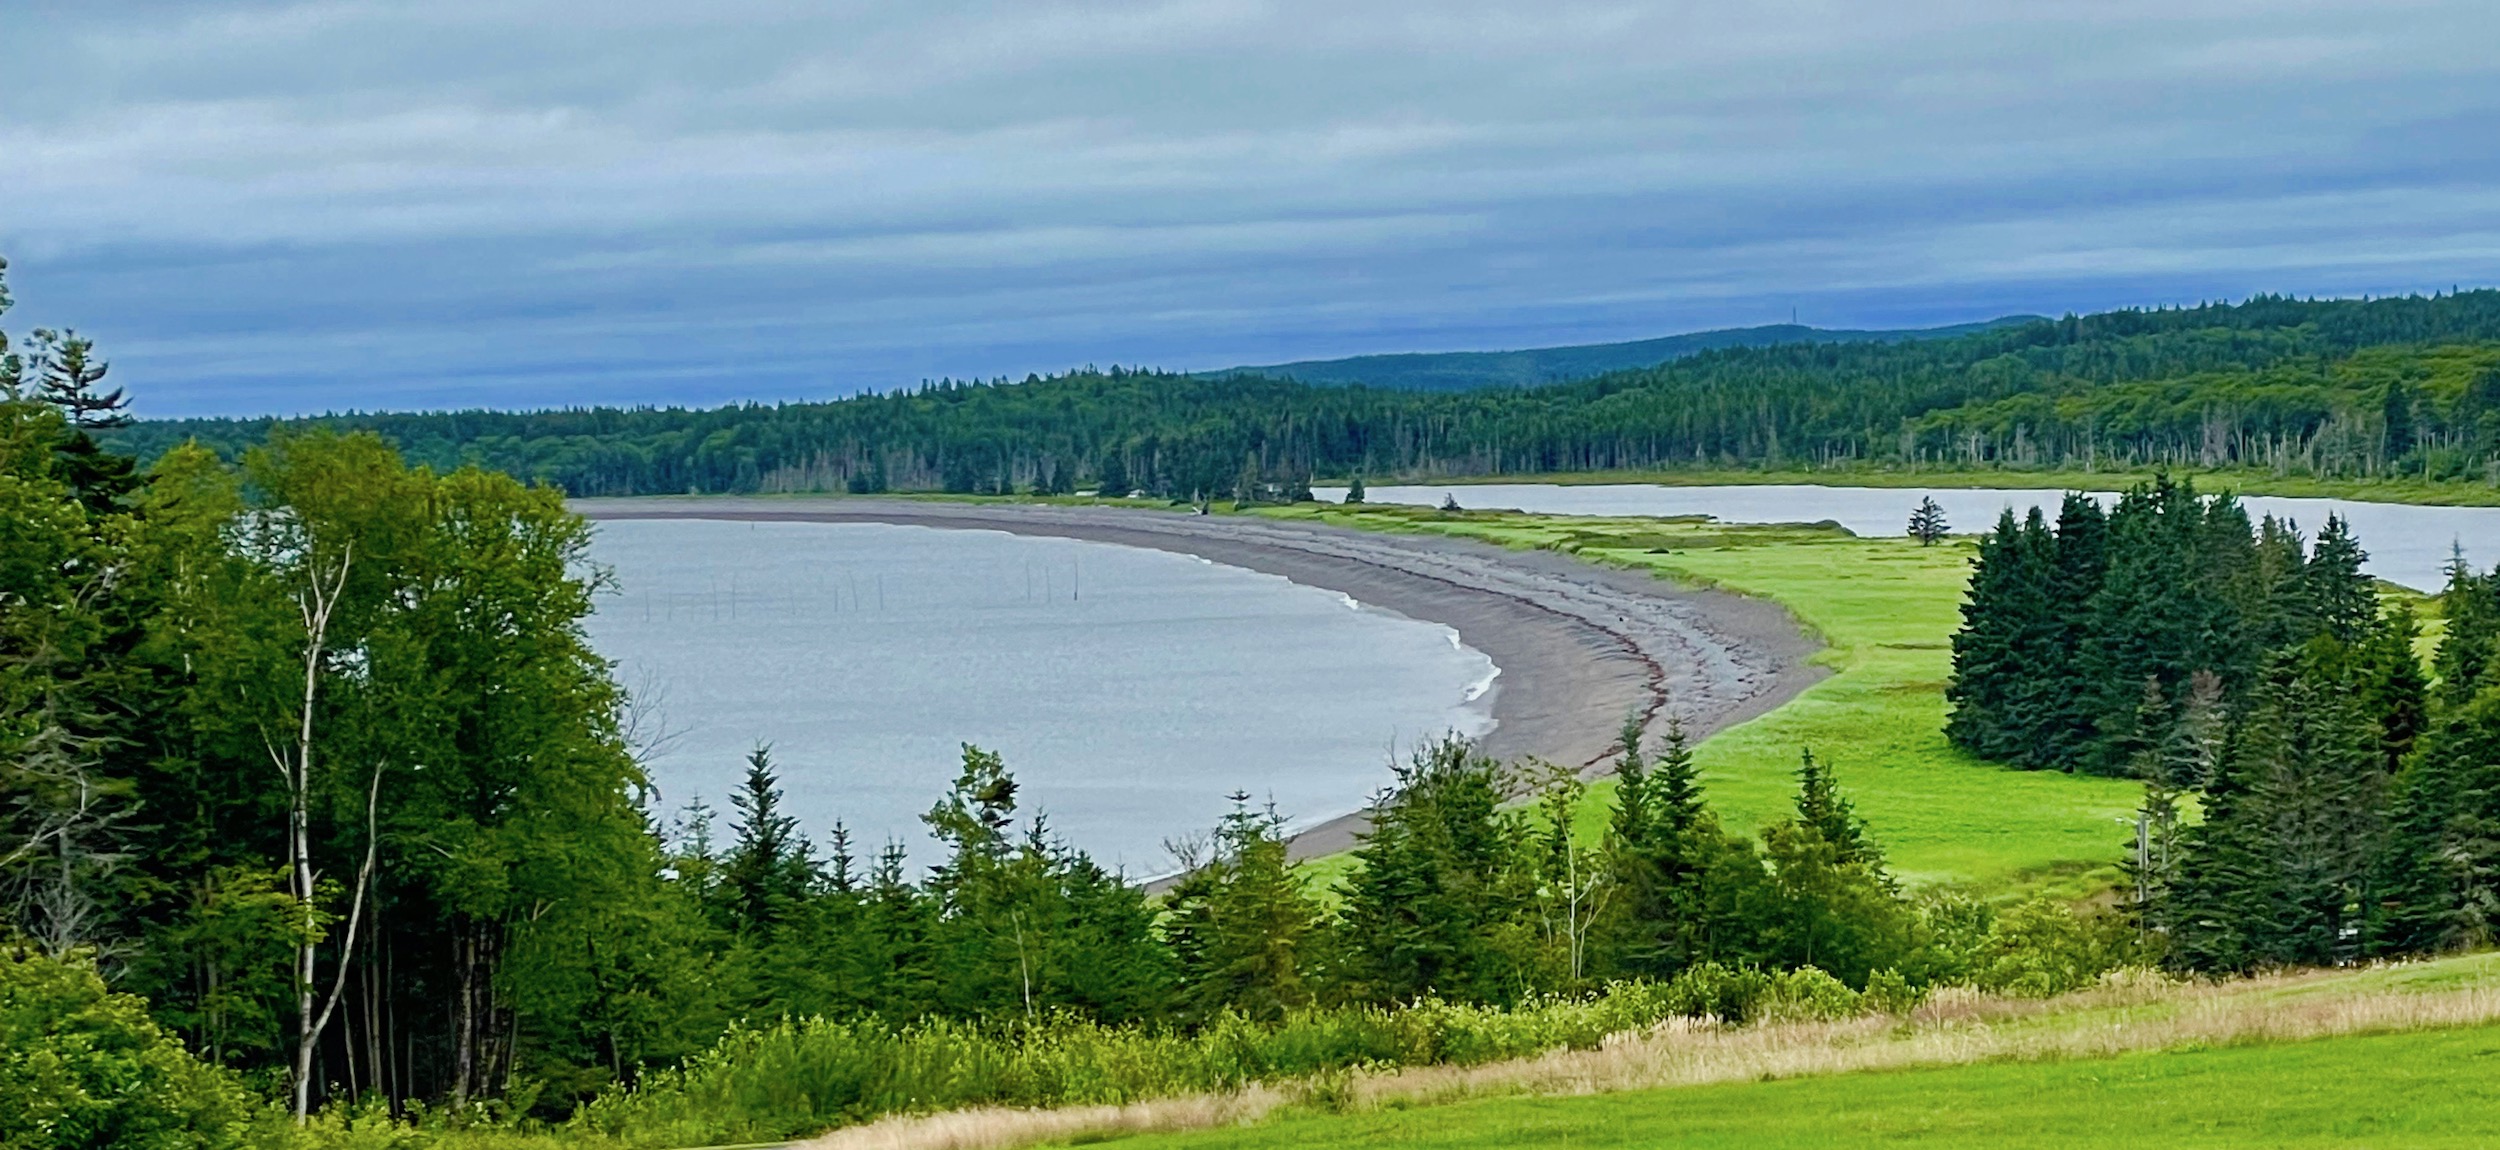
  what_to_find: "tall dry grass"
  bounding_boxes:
[800,962,2500,1150]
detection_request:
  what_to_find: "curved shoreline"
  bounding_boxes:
[571,497,1827,861]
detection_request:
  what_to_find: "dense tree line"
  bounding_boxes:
[1947,477,2386,775]
[1949,483,2500,967]
[109,290,2500,497]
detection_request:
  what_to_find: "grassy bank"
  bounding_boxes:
[1258,503,2141,893]
[813,951,2500,1150]
[1116,1019,2500,1150]
[1369,465,2500,507]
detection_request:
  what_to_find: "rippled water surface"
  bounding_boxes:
[585,520,1496,874]
[1329,483,2498,590]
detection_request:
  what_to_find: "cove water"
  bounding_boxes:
[584,519,1496,875]
[1326,483,2498,591]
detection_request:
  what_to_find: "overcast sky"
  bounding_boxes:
[4,1,2498,416]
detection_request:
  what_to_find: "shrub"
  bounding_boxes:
[1971,898,2149,997]
[1659,963,1774,1022]
[1860,968,1927,1014]
[1755,967,1863,1023]
[0,944,255,1150]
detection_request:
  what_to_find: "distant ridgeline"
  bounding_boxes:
[112,292,2500,498]
[1199,316,2040,391]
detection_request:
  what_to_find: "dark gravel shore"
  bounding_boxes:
[572,498,1826,861]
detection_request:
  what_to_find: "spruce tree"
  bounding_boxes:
[2384,379,2418,462]
[1340,737,1531,1004]
[2432,555,2498,707]
[2368,686,2500,956]
[1607,710,1648,845]
[1652,714,1706,837]
[1792,749,1878,870]
[2038,492,2110,768]
[2250,514,2314,652]
[2357,605,2432,775]
[1757,751,1901,982]
[2082,477,2249,774]
[723,744,819,932]
[1095,452,1130,498]
[1596,714,1739,978]
[1947,509,2057,764]
[2305,514,2376,644]
[1907,497,1948,546]
[2163,653,2385,970]
[1162,794,1321,1022]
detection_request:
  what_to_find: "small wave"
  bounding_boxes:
[1340,593,1362,610]
[1462,663,1502,703]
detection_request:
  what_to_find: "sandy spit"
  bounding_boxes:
[570,498,1825,860]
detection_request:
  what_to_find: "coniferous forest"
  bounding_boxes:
[1946,478,2500,969]
[110,291,2500,499]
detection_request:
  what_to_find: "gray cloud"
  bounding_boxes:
[4,0,2497,415]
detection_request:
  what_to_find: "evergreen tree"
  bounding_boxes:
[2163,652,2385,970]
[2249,514,2314,653]
[1339,737,1533,1005]
[1596,715,1753,977]
[2356,605,2432,775]
[2384,379,2418,461]
[1947,508,2058,765]
[2305,514,2375,644]
[722,744,819,932]
[24,329,128,430]
[2081,477,2250,775]
[1791,749,1879,871]
[1161,794,1322,1023]
[1753,752,1901,984]
[1907,497,1948,546]
[1094,451,1129,498]
[2368,685,2500,956]
[921,746,1172,1022]
[2432,555,2498,707]
[2037,493,2110,768]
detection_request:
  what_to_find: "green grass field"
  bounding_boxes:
[1260,503,2143,893]
[1111,1022,2500,1150]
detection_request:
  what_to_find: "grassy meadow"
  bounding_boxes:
[810,951,2500,1150]
[1108,1021,2500,1150]
[1258,503,2143,893]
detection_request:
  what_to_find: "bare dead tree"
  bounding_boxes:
[1,717,133,958]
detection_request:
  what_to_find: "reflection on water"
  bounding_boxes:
[585,519,1495,875]
[1327,483,2497,591]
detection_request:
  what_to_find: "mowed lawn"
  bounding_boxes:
[1263,504,2142,892]
[1114,1023,2500,1150]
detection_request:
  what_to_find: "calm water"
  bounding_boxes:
[1326,483,2499,591]
[585,520,1496,875]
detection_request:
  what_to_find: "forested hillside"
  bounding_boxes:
[1203,316,2036,391]
[112,292,2500,500]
